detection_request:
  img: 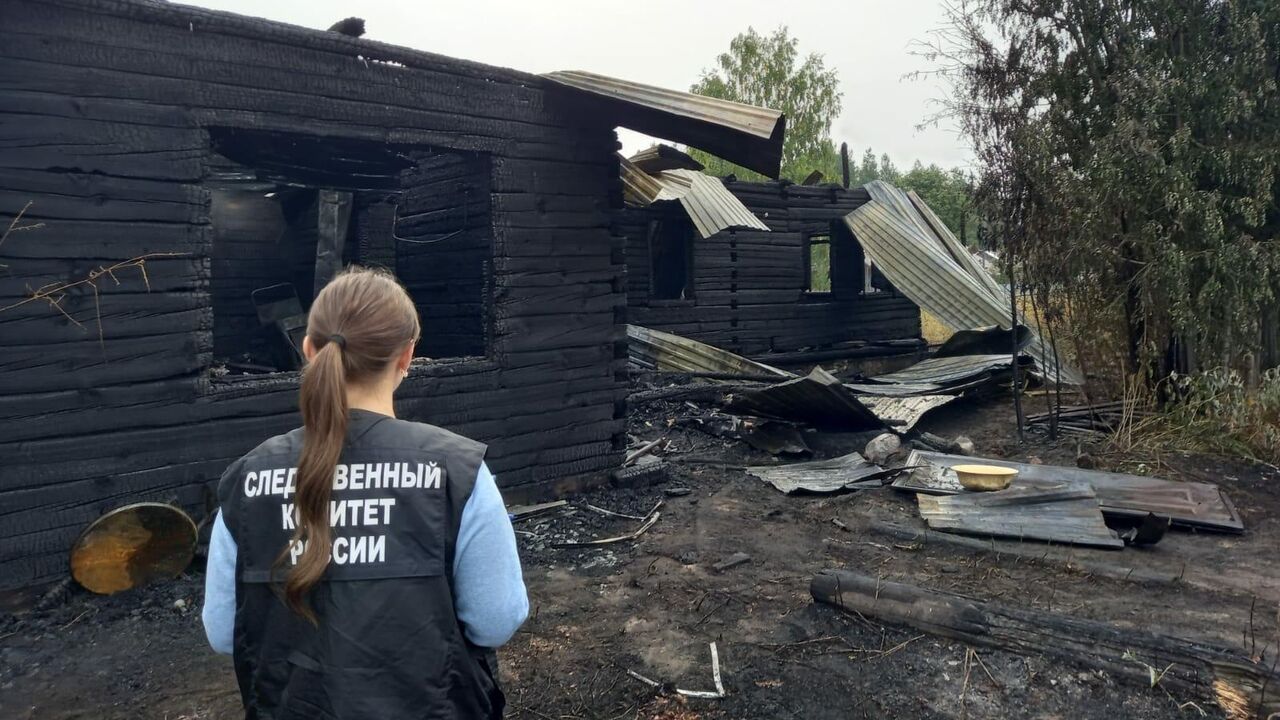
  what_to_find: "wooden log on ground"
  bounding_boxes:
[810,568,1280,719]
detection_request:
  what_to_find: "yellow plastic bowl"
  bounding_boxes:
[952,464,1018,492]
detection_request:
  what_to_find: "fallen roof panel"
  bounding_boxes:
[626,325,790,378]
[917,483,1124,549]
[747,452,898,494]
[619,154,666,208]
[629,144,705,173]
[895,450,1244,533]
[869,354,1031,387]
[659,170,772,238]
[544,70,785,178]
[619,161,771,238]
[844,181,1082,385]
[725,367,883,430]
[860,395,957,431]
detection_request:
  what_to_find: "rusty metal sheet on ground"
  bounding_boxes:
[747,452,900,494]
[895,450,1244,533]
[917,482,1124,549]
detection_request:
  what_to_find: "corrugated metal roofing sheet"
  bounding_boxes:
[629,144,704,173]
[654,170,771,239]
[620,162,771,239]
[917,483,1124,549]
[860,395,957,431]
[628,326,979,430]
[543,70,785,178]
[746,452,898,494]
[869,354,1030,386]
[897,450,1244,533]
[627,325,790,378]
[844,181,1082,385]
[725,367,882,430]
[619,154,665,208]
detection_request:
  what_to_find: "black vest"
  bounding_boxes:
[218,410,502,719]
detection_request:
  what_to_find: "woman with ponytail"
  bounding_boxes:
[202,267,527,719]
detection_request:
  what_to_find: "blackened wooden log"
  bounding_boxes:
[811,569,1279,719]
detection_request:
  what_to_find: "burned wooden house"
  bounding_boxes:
[617,154,925,365]
[0,1,789,590]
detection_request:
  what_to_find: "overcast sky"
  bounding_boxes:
[182,0,972,171]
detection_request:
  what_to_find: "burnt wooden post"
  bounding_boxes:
[315,190,353,296]
[1008,268,1025,442]
[840,142,850,189]
[811,569,1280,718]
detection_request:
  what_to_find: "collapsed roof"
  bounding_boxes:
[844,181,1082,385]
[619,154,770,239]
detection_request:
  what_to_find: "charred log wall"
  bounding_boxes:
[621,182,922,356]
[395,154,492,359]
[0,0,625,590]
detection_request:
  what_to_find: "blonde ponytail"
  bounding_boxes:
[281,267,420,623]
[286,337,348,622]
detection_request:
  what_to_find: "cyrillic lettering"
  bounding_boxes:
[423,462,442,490]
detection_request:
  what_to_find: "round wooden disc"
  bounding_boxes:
[70,502,198,595]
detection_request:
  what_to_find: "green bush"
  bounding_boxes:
[1160,368,1280,463]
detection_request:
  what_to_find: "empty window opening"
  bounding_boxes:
[206,129,491,376]
[806,233,832,293]
[649,217,695,301]
[807,221,874,297]
[864,258,879,293]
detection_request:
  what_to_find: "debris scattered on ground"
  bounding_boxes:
[584,503,647,521]
[726,367,883,430]
[916,432,978,456]
[613,458,670,488]
[1026,401,1154,437]
[628,325,1018,434]
[745,452,900,495]
[737,419,811,456]
[626,437,667,466]
[552,501,663,548]
[663,487,692,497]
[627,642,727,700]
[711,552,752,573]
[864,433,902,465]
[508,500,569,521]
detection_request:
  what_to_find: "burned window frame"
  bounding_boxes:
[645,214,696,305]
[803,231,833,295]
[803,220,868,298]
[201,128,496,391]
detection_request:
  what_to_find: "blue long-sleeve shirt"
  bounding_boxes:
[202,462,528,653]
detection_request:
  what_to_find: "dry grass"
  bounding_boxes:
[1108,369,1280,466]
[920,310,954,345]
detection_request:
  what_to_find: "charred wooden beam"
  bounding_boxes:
[811,569,1280,719]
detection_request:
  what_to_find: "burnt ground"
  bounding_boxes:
[3,387,1279,720]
